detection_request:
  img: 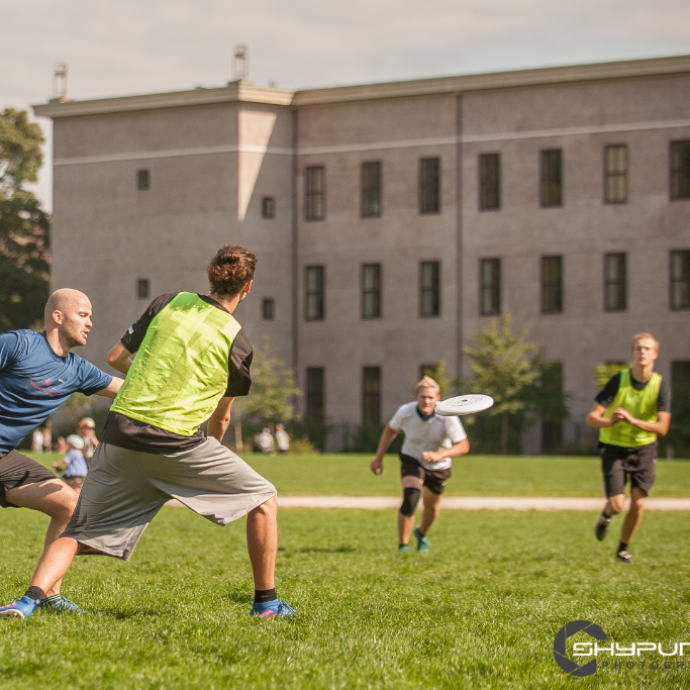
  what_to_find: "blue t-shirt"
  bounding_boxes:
[0,330,112,454]
[64,449,88,478]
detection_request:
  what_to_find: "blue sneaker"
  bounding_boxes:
[39,595,87,613]
[0,596,39,620]
[414,527,430,553]
[398,544,410,554]
[250,599,296,619]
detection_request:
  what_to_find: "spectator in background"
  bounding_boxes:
[31,429,44,454]
[258,428,275,455]
[77,417,99,468]
[275,424,290,455]
[53,437,69,454]
[52,435,88,493]
[42,425,51,454]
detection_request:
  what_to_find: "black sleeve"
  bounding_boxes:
[225,330,253,397]
[120,293,179,353]
[594,373,621,408]
[658,377,672,413]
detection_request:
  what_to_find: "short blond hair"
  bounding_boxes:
[631,332,659,352]
[415,376,440,395]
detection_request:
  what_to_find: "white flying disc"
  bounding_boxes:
[435,394,494,416]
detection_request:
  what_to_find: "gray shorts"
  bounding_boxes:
[63,439,276,561]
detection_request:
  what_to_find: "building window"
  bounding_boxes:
[541,362,564,453]
[262,298,275,320]
[137,169,150,191]
[305,166,325,221]
[137,278,150,300]
[604,145,627,204]
[479,153,500,210]
[540,149,562,207]
[420,261,440,317]
[362,161,382,218]
[541,256,563,314]
[305,265,325,320]
[670,141,690,200]
[362,366,381,426]
[604,253,627,311]
[480,259,501,315]
[306,367,325,422]
[419,157,440,214]
[362,264,382,319]
[670,250,690,309]
[261,196,275,218]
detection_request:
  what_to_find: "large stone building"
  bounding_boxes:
[34,55,690,451]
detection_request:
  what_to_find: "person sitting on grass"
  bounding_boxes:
[370,376,469,553]
[52,435,88,493]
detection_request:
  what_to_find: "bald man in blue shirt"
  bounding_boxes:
[0,289,121,615]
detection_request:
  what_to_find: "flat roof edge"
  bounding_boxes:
[32,54,690,118]
[33,83,295,118]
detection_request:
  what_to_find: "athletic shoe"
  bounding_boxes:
[616,550,633,564]
[39,595,86,613]
[398,544,410,554]
[0,596,39,620]
[250,599,296,619]
[414,527,430,553]
[595,513,612,541]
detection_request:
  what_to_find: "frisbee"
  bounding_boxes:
[435,394,494,416]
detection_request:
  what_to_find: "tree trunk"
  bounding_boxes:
[234,410,243,453]
[501,412,509,455]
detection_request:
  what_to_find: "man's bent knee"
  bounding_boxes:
[400,488,421,517]
[607,495,625,514]
[250,495,278,516]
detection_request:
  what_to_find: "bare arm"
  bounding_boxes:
[207,397,234,443]
[612,408,671,436]
[421,438,470,464]
[370,424,398,475]
[106,342,134,375]
[94,376,124,399]
[585,403,616,429]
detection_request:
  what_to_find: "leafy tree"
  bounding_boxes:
[231,335,301,450]
[594,361,629,390]
[0,108,50,333]
[418,360,455,397]
[460,313,568,454]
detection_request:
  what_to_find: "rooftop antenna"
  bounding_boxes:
[233,44,249,81]
[53,63,69,101]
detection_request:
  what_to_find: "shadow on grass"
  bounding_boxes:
[294,546,356,554]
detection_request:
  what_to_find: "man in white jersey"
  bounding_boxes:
[370,376,469,553]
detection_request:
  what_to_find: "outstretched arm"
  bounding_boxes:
[94,376,124,399]
[208,397,234,442]
[370,424,398,475]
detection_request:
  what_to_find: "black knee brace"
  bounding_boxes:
[400,488,421,517]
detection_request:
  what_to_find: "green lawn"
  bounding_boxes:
[30,451,690,498]
[1,507,689,689]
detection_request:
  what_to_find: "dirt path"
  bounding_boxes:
[275,496,690,511]
[167,496,690,511]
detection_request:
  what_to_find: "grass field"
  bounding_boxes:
[1,506,689,689]
[30,451,690,497]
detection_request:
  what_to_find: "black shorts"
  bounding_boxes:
[600,444,656,498]
[400,454,451,496]
[0,450,59,508]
